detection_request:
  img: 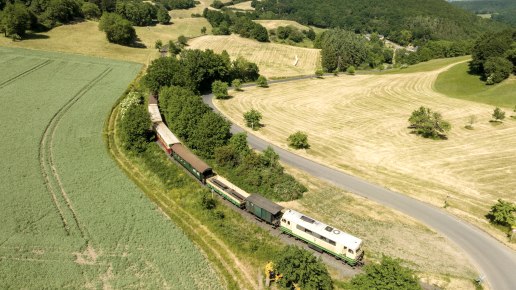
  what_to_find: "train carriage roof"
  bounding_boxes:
[246,194,283,215]
[283,209,362,250]
[154,122,180,146]
[171,143,212,174]
[207,176,250,201]
[148,104,162,123]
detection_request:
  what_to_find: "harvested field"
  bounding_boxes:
[215,58,516,247]
[227,1,254,10]
[0,47,220,288]
[254,20,309,31]
[188,34,321,77]
[0,19,210,64]
[279,165,477,289]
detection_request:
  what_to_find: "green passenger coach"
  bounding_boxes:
[245,194,284,226]
[170,143,212,183]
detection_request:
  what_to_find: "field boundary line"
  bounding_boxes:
[39,67,112,241]
[0,59,53,89]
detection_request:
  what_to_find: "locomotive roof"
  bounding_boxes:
[154,122,180,146]
[171,143,212,174]
[283,209,362,250]
[246,194,283,215]
[148,104,162,123]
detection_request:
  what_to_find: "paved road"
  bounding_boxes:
[203,83,516,290]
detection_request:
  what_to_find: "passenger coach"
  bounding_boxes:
[280,209,364,265]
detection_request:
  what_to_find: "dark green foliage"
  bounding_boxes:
[287,131,309,149]
[201,26,207,34]
[256,75,268,87]
[492,107,506,121]
[156,0,195,10]
[201,194,217,210]
[274,245,333,290]
[119,102,151,152]
[231,57,260,82]
[0,3,31,37]
[408,107,451,140]
[317,29,369,72]
[486,199,516,227]
[178,35,188,46]
[211,0,224,9]
[81,2,101,20]
[253,0,505,43]
[180,49,231,93]
[231,79,242,91]
[470,29,515,83]
[203,8,269,42]
[99,12,137,45]
[190,111,231,158]
[276,25,305,43]
[116,0,157,26]
[142,57,182,92]
[155,39,163,49]
[243,109,262,130]
[484,57,513,85]
[212,80,229,99]
[157,6,171,24]
[452,0,516,27]
[349,256,421,290]
[346,66,355,75]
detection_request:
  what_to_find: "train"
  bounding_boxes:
[147,93,364,266]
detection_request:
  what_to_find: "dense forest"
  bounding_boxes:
[451,0,516,27]
[251,0,506,44]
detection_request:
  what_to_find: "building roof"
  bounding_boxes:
[154,122,180,146]
[171,143,212,174]
[148,104,162,123]
[283,209,362,250]
[246,194,283,215]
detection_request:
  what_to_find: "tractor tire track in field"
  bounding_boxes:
[0,59,52,89]
[39,67,112,241]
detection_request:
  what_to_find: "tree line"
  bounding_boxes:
[203,8,269,42]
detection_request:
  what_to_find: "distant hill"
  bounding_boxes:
[253,0,507,44]
[450,0,516,27]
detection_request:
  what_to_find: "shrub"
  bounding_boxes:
[243,109,262,130]
[486,199,516,227]
[81,2,101,20]
[119,102,151,152]
[347,65,356,75]
[408,106,451,139]
[287,131,309,149]
[484,57,513,85]
[256,75,268,87]
[315,69,324,78]
[349,256,421,290]
[492,107,506,121]
[231,79,242,91]
[212,80,229,99]
[99,13,136,46]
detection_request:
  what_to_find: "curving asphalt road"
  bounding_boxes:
[202,79,516,290]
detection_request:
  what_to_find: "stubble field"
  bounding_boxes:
[215,58,516,247]
[188,34,321,77]
[0,47,220,288]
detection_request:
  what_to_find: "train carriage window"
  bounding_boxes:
[296,225,304,231]
[287,221,290,225]
[329,240,336,246]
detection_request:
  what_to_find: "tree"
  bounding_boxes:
[157,7,171,24]
[178,35,188,47]
[229,132,250,154]
[484,57,513,85]
[243,109,262,130]
[99,13,136,46]
[256,75,268,88]
[408,106,451,139]
[287,131,309,149]
[231,56,260,82]
[349,256,421,290]
[212,80,229,99]
[81,2,101,20]
[315,69,324,78]
[155,39,163,49]
[119,102,151,152]
[274,245,333,290]
[1,3,31,38]
[142,57,183,92]
[116,0,157,26]
[317,29,369,72]
[486,199,516,227]
[190,111,231,158]
[167,40,181,55]
[201,26,207,34]
[231,79,242,91]
[261,146,279,167]
[492,107,506,121]
[214,144,240,167]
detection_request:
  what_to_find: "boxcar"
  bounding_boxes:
[171,143,212,183]
[245,194,284,226]
[154,122,180,154]
[206,176,250,208]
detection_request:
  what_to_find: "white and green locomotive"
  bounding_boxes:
[280,209,364,266]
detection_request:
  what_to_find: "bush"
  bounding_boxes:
[119,100,151,153]
[349,256,421,290]
[274,245,333,290]
[315,69,324,78]
[287,131,309,149]
[256,75,268,87]
[408,106,451,139]
[243,109,262,130]
[157,6,171,24]
[231,79,242,91]
[99,13,136,46]
[346,65,356,75]
[486,199,516,227]
[492,107,506,121]
[212,80,229,99]
[81,2,101,20]
[484,57,513,85]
